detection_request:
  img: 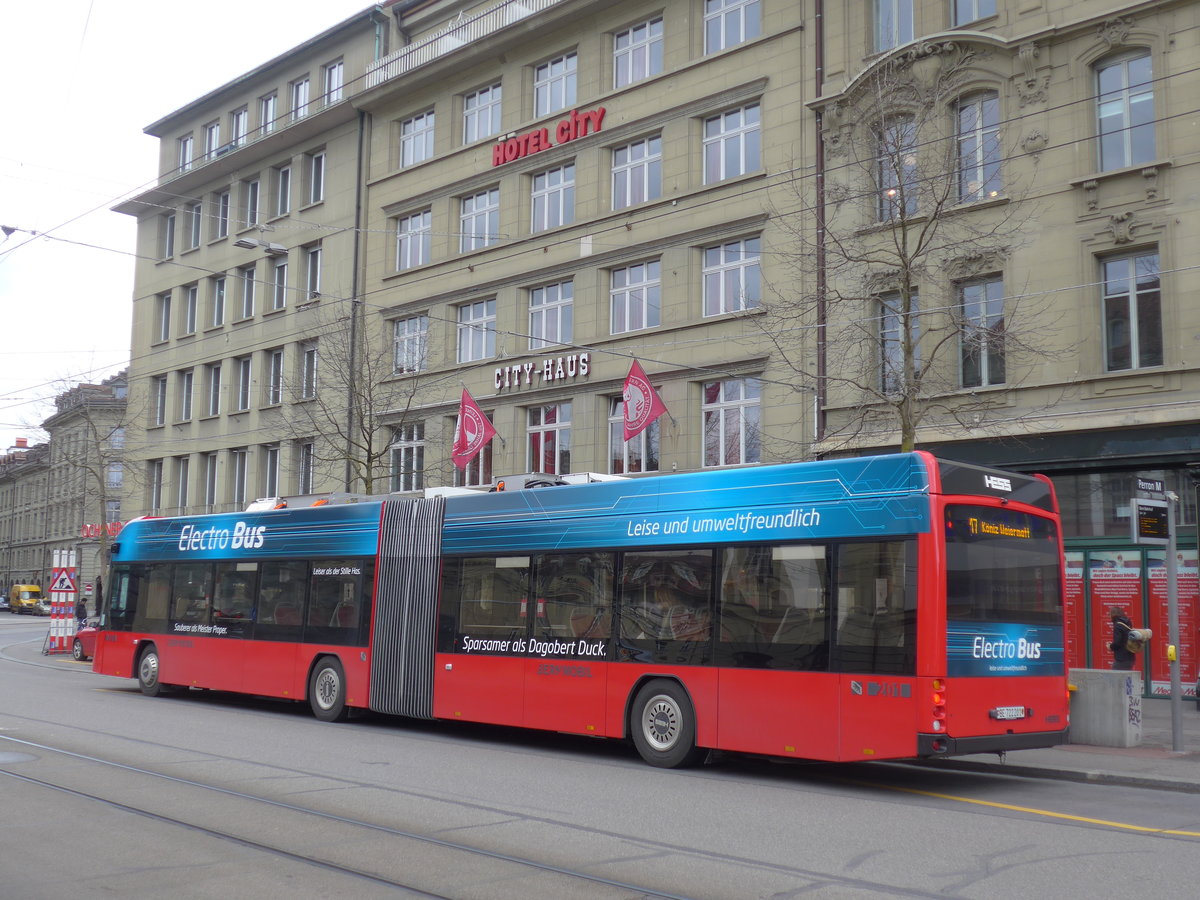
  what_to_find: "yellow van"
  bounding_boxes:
[9,585,47,615]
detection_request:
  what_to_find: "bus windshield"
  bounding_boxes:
[944,505,1062,625]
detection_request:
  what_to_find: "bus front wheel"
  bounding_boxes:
[630,680,704,768]
[137,645,172,697]
[309,657,348,722]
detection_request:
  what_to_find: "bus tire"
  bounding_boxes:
[137,645,171,697]
[309,657,348,722]
[630,680,704,768]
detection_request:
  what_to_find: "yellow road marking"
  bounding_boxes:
[852,779,1200,838]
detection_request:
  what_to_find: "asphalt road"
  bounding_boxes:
[2,616,1198,899]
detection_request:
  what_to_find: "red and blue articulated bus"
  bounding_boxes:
[93,452,1069,767]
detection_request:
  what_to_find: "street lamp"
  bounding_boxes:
[232,237,288,256]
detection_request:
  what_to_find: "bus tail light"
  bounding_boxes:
[931,679,946,732]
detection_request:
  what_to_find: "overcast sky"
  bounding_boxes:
[0,0,372,453]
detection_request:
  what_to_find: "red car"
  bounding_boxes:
[73,624,98,661]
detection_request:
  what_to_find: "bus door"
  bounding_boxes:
[433,556,527,726]
[832,541,919,761]
[522,552,615,734]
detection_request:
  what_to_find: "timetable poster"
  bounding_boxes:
[1146,549,1199,697]
[1063,552,1086,670]
[1088,550,1143,670]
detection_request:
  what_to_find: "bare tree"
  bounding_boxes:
[283,301,457,495]
[760,41,1061,454]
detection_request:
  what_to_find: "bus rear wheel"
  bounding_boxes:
[309,657,348,722]
[137,645,172,697]
[630,680,704,768]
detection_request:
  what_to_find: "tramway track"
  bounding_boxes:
[0,732,960,900]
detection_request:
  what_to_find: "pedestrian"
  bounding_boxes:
[1108,606,1135,671]
[75,596,88,627]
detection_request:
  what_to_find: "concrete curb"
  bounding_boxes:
[912,757,1200,793]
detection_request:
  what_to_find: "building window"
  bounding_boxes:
[184,285,198,335]
[263,445,280,498]
[323,60,344,103]
[460,188,500,252]
[704,0,760,54]
[957,92,1000,202]
[457,299,496,362]
[609,396,659,474]
[614,17,663,87]
[267,349,284,405]
[529,281,572,350]
[178,369,194,421]
[231,449,248,505]
[175,457,190,511]
[703,237,761,315]
[959,277,1005,388]
[401,111,435,167]
[206,364,222,416]
[455,439,492,488]
[230,107,248,147]
[463,83,502,144]
[107,461,124,490]
[215,189,231,238]
[1096,52,1155,172]
[300,342,318,399]
[149,460,164,512]
[203,453,218,509]
[235,356,252,411]
[298,442,315,494]
[612,135,662,209]
[272,259,288,310]
[396,209,432,270]
[275,164,291,217]
[106,499,122,524]
[184,202,202,250]
[259,93,277,135]
[393,315,429,374]
[703,378,761,467]
[878,116,917,220]
[534,52,576,117]
[1103,250,1161,372]
[875,0,913,52]
[304,245,321,299]
[390,423,425,492]
[152,376,167,426]
[611,260,660,334]
[880,290,919,394]
[178,135,194,172]
[291,77,310,121]
[160,213,175,258]
[954,0,995,25]
[204,121,221,158]
[239,265,256,319]
[528,402,571,475]
[210,276,226,328]
[307,151,325,204]
[156,293,171,342]
[242,179,260,228]
[703,104,760,183]
[531,163,575,232]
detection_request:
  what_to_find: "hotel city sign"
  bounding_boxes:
[492,108,607,166]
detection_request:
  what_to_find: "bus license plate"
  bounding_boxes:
[992,706,1027,720]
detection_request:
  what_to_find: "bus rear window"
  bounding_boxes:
[945,505,1061,625]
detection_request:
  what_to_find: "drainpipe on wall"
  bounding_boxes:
[813,0,828,448]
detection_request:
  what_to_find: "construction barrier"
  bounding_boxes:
[45,548,78,655]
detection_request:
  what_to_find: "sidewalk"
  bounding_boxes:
[923,695,1200,791]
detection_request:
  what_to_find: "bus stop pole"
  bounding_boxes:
[1166,491,1183,752]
